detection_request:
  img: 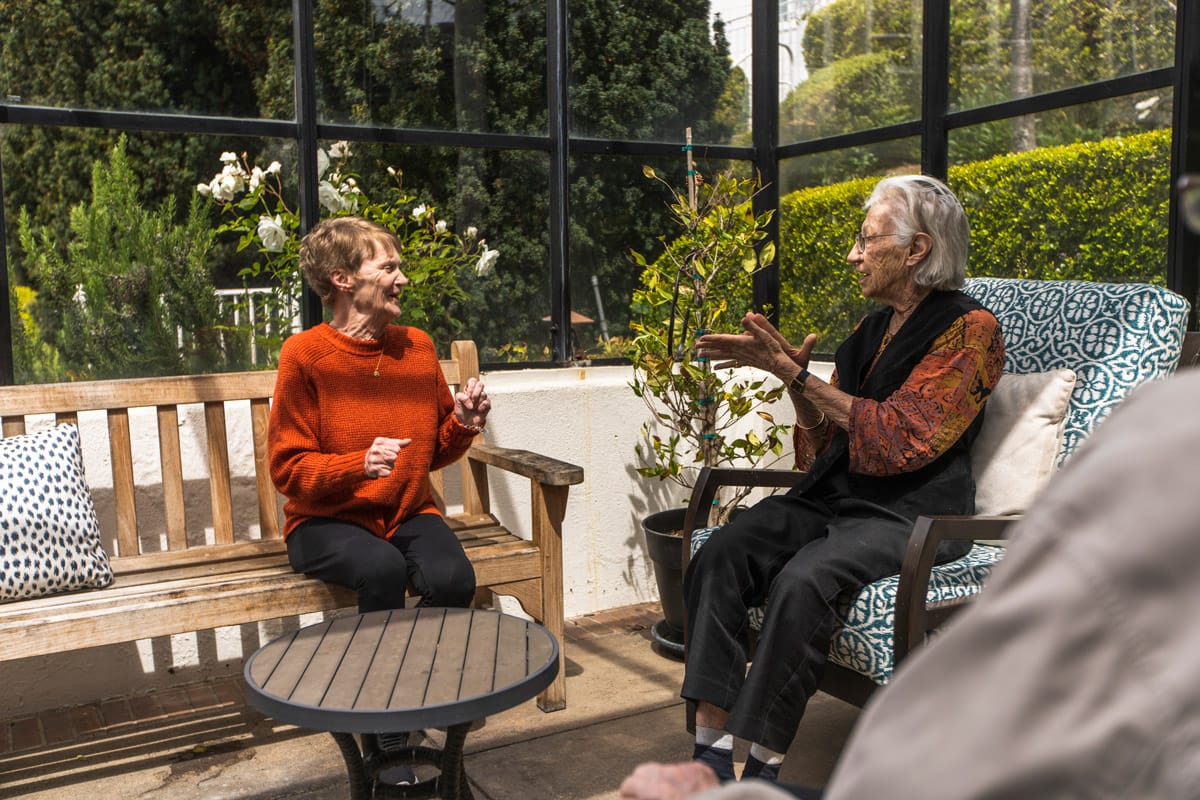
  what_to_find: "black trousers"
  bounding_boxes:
[287,514,476,612]
[681,491,967,753]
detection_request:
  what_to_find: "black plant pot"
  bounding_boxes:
[643,507,689,660]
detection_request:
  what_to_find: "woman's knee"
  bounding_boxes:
[413,553,476,608]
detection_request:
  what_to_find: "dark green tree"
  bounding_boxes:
[17,138,226,380]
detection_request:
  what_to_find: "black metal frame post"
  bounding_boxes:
[0,154,12,385]
[920,0,950,179]
[1170,0,1200,327]
[547,0,572,363]
[752,0,781,323]
[294,0,324,330]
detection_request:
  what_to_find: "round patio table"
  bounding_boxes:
[244,607,559,800]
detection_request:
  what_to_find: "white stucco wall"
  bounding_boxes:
[2,361,828,716]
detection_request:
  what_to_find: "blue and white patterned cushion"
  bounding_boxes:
[0,424,112,601]
[963,279,1189,466]
[688,280,1191,686]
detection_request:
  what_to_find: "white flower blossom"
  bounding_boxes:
[220,151,239,164]
[466,226,478,239]
[316,148,330,179]
[328,140,351,159]
[412,203,429,219]
[257,215,288,253]
[318,180,344,213]
[249,166,265,191]
[435,220,448,234]
[475,244,499,277]
[196,182,212,197]
[387,166,397,176]
[266,161,282,175]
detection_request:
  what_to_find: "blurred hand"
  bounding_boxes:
[619,762,719,800]
[695,312,817,379]
[364,436,411,479]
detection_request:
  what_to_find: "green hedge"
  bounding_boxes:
[778,129,1171,349]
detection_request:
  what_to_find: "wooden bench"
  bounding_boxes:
[0,340,583,712]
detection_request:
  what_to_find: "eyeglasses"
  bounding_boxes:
[854,231,904,253]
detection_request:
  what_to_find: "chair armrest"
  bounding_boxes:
[682,466,804,567]
[893,514,1019,666]
[466,442,584,487]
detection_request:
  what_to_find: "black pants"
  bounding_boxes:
[287,514,476,612]
[681,491,968,753]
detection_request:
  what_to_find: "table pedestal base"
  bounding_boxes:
[332,724,473,800]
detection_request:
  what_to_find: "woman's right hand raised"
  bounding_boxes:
[364,436,412,479]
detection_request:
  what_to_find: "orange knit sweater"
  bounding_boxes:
[268,323,477,540]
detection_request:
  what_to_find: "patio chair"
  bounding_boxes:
[682,278,1193,708]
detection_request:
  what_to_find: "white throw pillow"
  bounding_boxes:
[0,424,113,602]
[972,369,1077,517]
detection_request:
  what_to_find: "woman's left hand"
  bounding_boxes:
[455,377,491,430]
[696,312,817,380]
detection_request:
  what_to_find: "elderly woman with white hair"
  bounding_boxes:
[683,175,1005,785]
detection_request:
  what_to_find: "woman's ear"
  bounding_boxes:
[329,269,354,293]
[907,231,933,264]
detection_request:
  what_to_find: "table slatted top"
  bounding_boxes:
[243,608,559,733]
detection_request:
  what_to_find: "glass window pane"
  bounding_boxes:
[314,0,546,135]
[4,128,296,383]
[781,0,922,146]
[948,98,1171,285]
[569,2,742,143]
[950,0,1176,113]
[778,138,920,350]
[568,153,751,360]
[780,137,921,194]
[712,0,754,142]
[0,1,293,119]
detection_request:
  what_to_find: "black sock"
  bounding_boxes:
[692,742,736,783]
[741,754,781,783]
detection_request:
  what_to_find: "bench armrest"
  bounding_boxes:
[893,514,1019,665]
[466,442,584,486]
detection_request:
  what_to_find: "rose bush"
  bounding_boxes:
[197,141,497,362]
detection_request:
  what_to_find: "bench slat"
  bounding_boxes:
[107,408,139,557]
[157,405,189,551]
[205,401,235,545]
[250,397,281,540]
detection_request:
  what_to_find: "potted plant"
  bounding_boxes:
[628,157,791,655]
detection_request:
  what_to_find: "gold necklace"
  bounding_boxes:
[373,349,384,378]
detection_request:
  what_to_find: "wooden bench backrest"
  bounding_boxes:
[0,340,481,560]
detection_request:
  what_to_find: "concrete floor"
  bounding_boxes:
[0,604,861,800]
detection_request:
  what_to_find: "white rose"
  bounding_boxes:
[267,161,282,175]
[249,166,265,191]
[435,220,448,234]
[475,245,499,277]
[466,227,478,239]
[318,181,343,213]
[257,215,288,253]
[412,203,428,219]
[214,174,239,202]
[220,151,239,164]
[316,148,330,179]
[196,182,212,197]
[328,140,351,159]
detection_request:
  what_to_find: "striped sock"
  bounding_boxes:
[742,743,785,783]
[693,727,735,782]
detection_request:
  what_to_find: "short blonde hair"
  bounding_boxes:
[299,217,401,305]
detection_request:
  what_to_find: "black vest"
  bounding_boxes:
[795,290,989,520]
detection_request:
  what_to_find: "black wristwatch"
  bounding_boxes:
[789,368,811,394]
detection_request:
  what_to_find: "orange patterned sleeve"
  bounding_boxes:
[845,308,1003,476]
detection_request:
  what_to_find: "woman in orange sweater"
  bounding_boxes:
[268,216,490,612]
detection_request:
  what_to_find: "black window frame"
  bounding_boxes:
[0,0,1196,383]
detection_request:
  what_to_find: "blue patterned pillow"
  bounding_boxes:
[0,424,112,601]
[963,279,1189,465]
